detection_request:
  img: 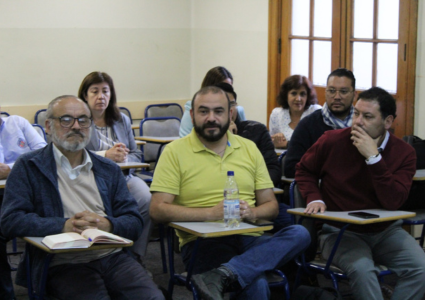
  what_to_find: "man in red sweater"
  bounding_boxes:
[296,87,425,300]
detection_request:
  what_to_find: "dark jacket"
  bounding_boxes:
[284,109,333,178]
[236,119,281,187]
[0,143,143,290]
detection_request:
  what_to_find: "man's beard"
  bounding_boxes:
[193,118,230,142]
[50,125,90,152]
[330,105,352,118]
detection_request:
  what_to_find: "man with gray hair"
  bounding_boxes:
[1,96,164,299]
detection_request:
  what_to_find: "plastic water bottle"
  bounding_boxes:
[223,171,240,228]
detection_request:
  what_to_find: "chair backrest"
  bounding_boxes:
[278,151,291,204]
[145,103,183,120]
[289,181,318,261]
[1,111,10,117]
[278,151,287,177]
[34,109,48,128]
[140,117,181,162]
[289,181,306,220]
[32,124,47,142]
[119,107,133,123]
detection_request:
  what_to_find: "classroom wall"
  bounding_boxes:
[1,0,423,133]
[190,0,269,124]
[0,0,269,124]
[0,0,192,121]
[415,0,425,138]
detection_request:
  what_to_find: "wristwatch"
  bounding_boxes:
[366,153,380,162]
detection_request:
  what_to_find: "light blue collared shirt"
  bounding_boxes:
[0,115,47,169]
[52,144,93,180]
[365,131,389,165]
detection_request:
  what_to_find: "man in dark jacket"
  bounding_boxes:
[0,96,164,299]
[284,68,357,178]
[215,82,281,187]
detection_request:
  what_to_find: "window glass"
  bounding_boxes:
[378,0,399,39]
[312,41,331,86]
[353,0,374,39]
[377,43,398,93]
[292,0,310,36]
[353,42,373,90]
[313,0,333,38]
[291,39,309,76]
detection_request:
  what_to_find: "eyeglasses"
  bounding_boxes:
[230,101,238,107]
[51,115,92,128]
[325,88,353,97]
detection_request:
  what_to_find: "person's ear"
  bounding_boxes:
[229,107,234,118]
[45,119,51,134]
[384,115,394,130]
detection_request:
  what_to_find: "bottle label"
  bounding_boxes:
[223,199,240,228]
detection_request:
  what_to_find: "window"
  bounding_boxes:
[267,0,418,137]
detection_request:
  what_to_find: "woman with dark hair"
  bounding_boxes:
[179,66,246,137]
[269,75,321,148]
[78,71,152,262]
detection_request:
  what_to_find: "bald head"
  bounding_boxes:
[46,96,90,120]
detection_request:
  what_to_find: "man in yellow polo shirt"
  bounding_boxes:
[150,86,310,300]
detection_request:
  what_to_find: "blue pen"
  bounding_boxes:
[88,238,93,242]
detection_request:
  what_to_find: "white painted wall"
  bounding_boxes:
[0,0,270,124]
[190,0,269,123]
[415,0,425,137]
[0,0,192,118]
[1,0,423,132]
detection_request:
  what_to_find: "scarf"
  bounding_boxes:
[321,102,353,129]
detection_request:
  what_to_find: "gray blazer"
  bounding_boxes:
[86,113,142,163]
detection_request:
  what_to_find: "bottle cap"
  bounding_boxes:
[227,171,234,176]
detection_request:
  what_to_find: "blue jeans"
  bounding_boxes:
[182,225,310,300]
[272,203,293,230]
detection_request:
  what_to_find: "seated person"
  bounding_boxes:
[296,87,425,299]
[0,96,164,300]
[78,71,152,262]
[269,75,321,149]
[150,86,310,300]
[179,66,246,137]
[284,68,356,177]
[0,109,47,300]
[214,82,280,187]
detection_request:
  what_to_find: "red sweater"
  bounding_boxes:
[296,128,416,232]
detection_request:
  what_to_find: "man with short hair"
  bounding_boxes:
[0,109,47,300]
[1,96,164,299]
[296,87,425,299]
[150,86,310,300]
[284,68,357,177]
[214,82,281,186]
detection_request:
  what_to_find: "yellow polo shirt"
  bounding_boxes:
[150,129,274,247]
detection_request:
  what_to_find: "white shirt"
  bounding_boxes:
[52,144,93,180]
[269,104,322,141]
